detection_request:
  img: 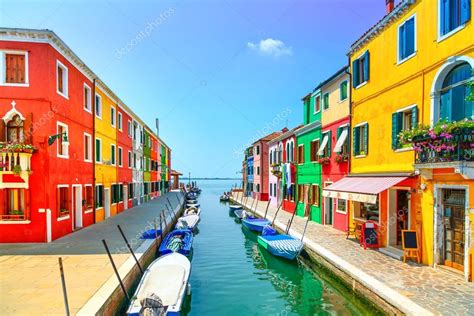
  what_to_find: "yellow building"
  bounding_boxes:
[94,85,119,222]
[343,0,472,280]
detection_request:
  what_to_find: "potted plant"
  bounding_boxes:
[318,157,331,164]
[13,165,22,175]
[335,154,349,163]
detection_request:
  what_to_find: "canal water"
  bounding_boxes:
[181,179,379,316]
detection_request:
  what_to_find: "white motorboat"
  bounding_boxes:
[175,214,200,230]
[184,206,201,217]
[127,253,191,316]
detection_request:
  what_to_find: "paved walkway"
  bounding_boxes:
[232,192,474,316]
[0,192,183,315]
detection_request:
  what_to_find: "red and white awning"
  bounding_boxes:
[322,176,408,204]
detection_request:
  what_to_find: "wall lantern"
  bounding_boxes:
[48,132,68,146]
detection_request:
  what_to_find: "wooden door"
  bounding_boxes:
[442,189,465,271]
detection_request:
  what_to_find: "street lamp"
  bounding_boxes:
[48,132,68,146]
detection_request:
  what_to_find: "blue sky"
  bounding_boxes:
[1,0,385,178]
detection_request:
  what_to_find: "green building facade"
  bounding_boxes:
[295,91,322,222]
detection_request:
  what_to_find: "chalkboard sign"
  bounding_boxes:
[361,221,379,249]
[402,230,418,250]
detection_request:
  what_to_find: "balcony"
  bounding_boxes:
[271,163,282,177]
[0,144,34,189]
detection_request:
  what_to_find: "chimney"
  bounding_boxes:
[386,0,394,14]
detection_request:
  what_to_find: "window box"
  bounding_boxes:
[335,154,349,163]
[317,157,330,164]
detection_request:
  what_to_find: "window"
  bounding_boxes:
[111,184,122,204]
[439,0,471,37]
[133,122,137,140]
[323,93,329,110]
[6,114,24,143]
[95,185,104,208]
[270,183,273,196]
[128,151,132,168]
[438,63,473,123]
[118,112,122,130]
[297,145,304,164]
[95,94,102,118]
[337,199,347,214]
[95,138,102,163]
[392,106,418,149]
[398,15,416,62]
[133,153,137,168]
[310,139,320,162]
[314,95,321,113]
[312,185,320,207]
[298,185,305,202]
[118,147,123,167]
[256,145,260,155]
[111,144,116,165]
[257,166,260,175]
[84,186,93,210]
[353,123,368,156]
[334,126,349,155]
[57,122,69,158]
[319,131,331,158]
[1,188,27,220]
[340,81,348,101]
[56,60,68,98]
[128,120,132,137]
[111,107,116,127]
[128,183,134,199]
[353,200,379,222]
[256,184,260,192]
[3,52,27,84]
[84,84,92,112]
[84,133,92,162]
[352,51,370,87]
[58,186,70,217]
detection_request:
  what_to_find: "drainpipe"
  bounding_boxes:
[92,79,96,224]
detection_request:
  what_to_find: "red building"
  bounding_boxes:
[116,105,133,212]
[0,32,94,242]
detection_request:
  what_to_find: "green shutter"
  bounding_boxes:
[391,112,403,150]
[353,127,359,156]
[364,123,369,155]
[352,60,359,87]
[411,106,418,128]
[327,131,332,157]
[337,127,341,139]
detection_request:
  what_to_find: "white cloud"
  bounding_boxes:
[247,38,292,57]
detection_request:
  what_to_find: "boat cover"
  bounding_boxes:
[137,265,186,306]
[259,235,303,260]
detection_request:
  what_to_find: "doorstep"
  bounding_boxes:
[379,246,404,261]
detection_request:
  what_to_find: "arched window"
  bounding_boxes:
[439,62,473,122]
[7,115,24,143]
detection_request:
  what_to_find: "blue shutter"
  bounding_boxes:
[440,90,452,121]
[399,23,406,60]
[363,123,369,155]
[363,51,370,82]
[352,59,359,87]
[442,0,451,35]
[406,18,415,56]
[411,106,418,128]
[461,0,471,24]
[353,127,359,155]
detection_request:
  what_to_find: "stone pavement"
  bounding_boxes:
[232,192,474,316]
[0,192,182,315]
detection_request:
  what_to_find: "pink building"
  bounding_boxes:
[252,129,287,201]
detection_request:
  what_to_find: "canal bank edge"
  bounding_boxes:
[77,196,185,316]
[231,195,433,316]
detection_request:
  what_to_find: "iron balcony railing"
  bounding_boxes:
[414,130,473,164]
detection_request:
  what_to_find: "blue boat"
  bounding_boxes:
[241,218,271,232]
[159,229,193,256]
[257,226,304,260]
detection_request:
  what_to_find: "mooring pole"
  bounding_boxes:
[285,218,292,234]
[117,225,144,274]
[58,257,70,316]
[300,212,312,241]
[159,213,164,241]
[263,200,271,220]
[102,239,130,301]
[271,202,284,227]
[154,219,158,240]
[286,202,299,232]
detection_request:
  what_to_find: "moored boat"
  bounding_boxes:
[257,226,303,260]
[127,253,191,316]
[241,218,271,232]
[175,214,200,230]
[159,229,193,256]
[184,206,201,217]
[229,204,242,211]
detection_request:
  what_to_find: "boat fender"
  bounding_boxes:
[187,283,192,296]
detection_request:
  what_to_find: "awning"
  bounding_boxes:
[333,128,348,153]
[317,134,329,156]
[322,176,408,204]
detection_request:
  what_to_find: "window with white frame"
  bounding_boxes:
[398,15,416,62]
[118,112,122,131]
[392,106,418,149]
[56,60,68,98]
[83,83,92,112]
[1,51,28,85]
[439,0,471,38]
[111,107,116,127]
[84,133,92,162]
[133,153,137,168]
[336,199,347,214]
[352,51,370,87]
[95,93,102,118]
[57,122,69,158]
[118,147,123,167]
[111,144,116,165]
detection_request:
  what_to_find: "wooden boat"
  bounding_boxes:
[257,226,303,260]
[127,253,191,316]
[229,204,242,211]
[184,206,201,217]
[241,218,271,232]
[220,195,230,202]
[159,229,193,256]
[186,203,200,208]
[233,209,255,220]
[175,214,200,230]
